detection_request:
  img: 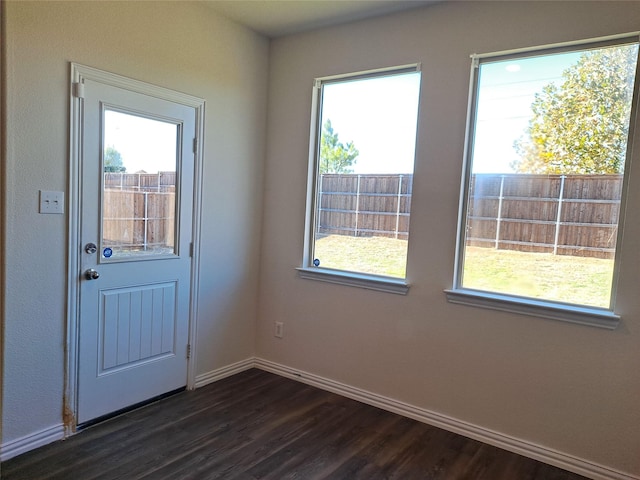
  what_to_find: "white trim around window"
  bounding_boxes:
[299,64,421,294]
[447,33,640,328]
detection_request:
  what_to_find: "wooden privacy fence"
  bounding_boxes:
[102,172,623,257]
[318,174,412,240]
[103,172,176,251]
[318,173,622,259]
[467,174,622,259]
[104,171,176,192]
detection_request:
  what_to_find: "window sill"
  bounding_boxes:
[297,267,410,295]
[444,288,620,329]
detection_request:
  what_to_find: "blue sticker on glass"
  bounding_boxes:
[313,258,320,267]
[103,247,113,258]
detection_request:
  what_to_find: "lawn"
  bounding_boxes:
[314,234,409,278]
[462,246,614,308]
[314,235,614,308]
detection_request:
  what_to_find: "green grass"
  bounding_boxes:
[462,246,614,308]
[314,235,614,307]
[314,234,408,278]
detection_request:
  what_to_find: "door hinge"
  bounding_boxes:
[186,344,192,359]
[72,82,85,99]
[189,242,194,257]
[193,137,198,153]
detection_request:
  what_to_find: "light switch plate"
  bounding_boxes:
[39,190,64,214]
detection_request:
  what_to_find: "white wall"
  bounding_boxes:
[4,1,640,477]
[2,1,267,445]
[259,2,640,477]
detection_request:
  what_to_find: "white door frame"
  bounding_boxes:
[66,63,205,434]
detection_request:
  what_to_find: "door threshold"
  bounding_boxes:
[77,386,186,431]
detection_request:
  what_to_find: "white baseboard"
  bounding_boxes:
[0,424,65,462]
[253,357,639,480]
[5,360,636,480]
[1,361,257,461]
[194,357,256,388]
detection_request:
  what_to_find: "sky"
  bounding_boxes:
[319,52,583,176]
[104,45,629,176]
[321,72,421,174]
[472,51,581,173]
[104,110,178,174]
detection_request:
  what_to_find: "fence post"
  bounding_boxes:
[553,175,566,255]
[317,174,324,234]
[354,174,361,237]
[495,175,505,249]
[143,191,148,251]
[395,174,403,239]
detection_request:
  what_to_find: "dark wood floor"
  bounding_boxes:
[2,369,587,480]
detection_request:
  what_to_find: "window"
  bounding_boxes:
[299,65,421,294]
[447,35,640,328]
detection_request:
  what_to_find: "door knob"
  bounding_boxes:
[85,269,100,280]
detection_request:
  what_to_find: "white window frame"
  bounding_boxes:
[297,64,421,295]
[446,33,640,329]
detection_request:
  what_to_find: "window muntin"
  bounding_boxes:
[304,66,421,281]
[454,37,639,312]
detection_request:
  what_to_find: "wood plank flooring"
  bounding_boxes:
[2,369,588,480]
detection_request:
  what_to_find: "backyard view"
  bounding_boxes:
[102,110,178,258]
[310,69,420,278]
[459,42,638,308]
[311,41,637,311]
[315,235,614,308]
[100,44,636,309]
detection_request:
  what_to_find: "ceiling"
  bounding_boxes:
[204,0,438,38]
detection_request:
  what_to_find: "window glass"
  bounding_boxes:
[457,40,639,309]
[102,109,179,259]
[308,68,421,279]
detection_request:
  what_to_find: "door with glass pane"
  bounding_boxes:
[77,78,196,424]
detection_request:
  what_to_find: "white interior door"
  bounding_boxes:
[77,77,196,424]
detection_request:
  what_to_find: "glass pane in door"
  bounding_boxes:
[102,109,179,259]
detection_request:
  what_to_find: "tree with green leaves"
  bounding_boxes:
[104,146,126,172]
[319,119,359,174]
[512,45,638,174]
